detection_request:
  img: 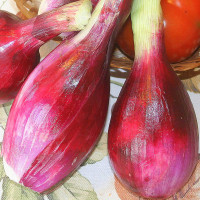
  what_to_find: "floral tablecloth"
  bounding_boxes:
[1,1,200,199]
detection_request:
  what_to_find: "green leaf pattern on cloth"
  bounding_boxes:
[0,106,9,130]
[0,144,6,181]
[48,172,98,200]
[2,177,44,200]
[2,101,13,116]
[0,101,12,129]
[84,132,108,165]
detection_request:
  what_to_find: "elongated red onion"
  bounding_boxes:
[2,0,133,193]
[0,0,91,104]
[108,0,199,199]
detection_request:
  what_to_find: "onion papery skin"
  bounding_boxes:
[0,0,91,104]
[2,0,133,193]
[108,0,199,198]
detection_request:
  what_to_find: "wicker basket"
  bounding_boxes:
[14,0,200,73]
[14,0,38,18]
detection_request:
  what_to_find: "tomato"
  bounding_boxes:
[117,0,200,63]
[117,18,134,59]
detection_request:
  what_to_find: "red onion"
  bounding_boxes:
[0,0,91,104]
[2,0,133,193]
[108,0,199,199]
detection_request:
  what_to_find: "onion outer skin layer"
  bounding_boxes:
[2,0,133,193]
[108,0,199,199]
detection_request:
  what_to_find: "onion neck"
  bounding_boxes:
[73,0,105,43]
[17,0,92,43]
[131,0,163,60]
[71,0,128,51]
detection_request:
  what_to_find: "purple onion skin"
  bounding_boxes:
[108,31,199,198]
[2,0,133,193]
[0,1,89,104]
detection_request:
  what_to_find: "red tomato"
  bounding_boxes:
[117,0,200,63]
